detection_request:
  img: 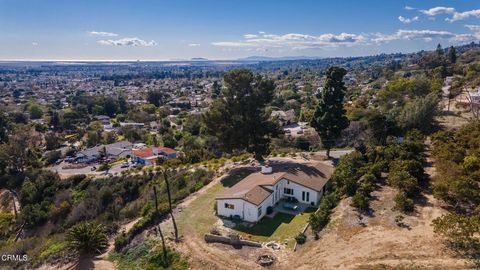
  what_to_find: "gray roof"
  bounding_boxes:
[77,141,133,158]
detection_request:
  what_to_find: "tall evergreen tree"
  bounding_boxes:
[436,43,444,55]
[50,110,61,131]
[311,66,349,158]
[447,46,457,64]
[203,69,279,161]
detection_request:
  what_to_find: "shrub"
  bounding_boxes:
[294,137,311,151]
[394,215,405,226]
[44,150,61,165]
[0,213,16,239]
[295,233,306,244]
[388,170,418,196]
[213,202,217,214]
[97,163,111,172]
[351,192,370,212]
[394,192,414,212]
[114,232,129,252]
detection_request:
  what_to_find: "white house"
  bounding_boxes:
[216,162,333,223]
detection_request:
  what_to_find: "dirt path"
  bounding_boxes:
[0,189,20,215]
[37,218,141,270]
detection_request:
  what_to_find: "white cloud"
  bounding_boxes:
[465,24,480,31]
[88,31,118,37]
[372,29,473,44]
[212,32,366,50]
[98,37,157,47]
[213,28,478,51]
[420,7,455,16]
[404,6,415,11]
[32,42,38,46]
[398,16,419,24]
[419,7,480,22]
[447,9,480,22]
[188,43,200,47]
[244,34,258,39]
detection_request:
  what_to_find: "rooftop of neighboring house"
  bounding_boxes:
[77,140,133,158]
[216,161,333,205]
[132,146,177,159]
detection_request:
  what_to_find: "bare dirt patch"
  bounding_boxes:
[288,186,466,270]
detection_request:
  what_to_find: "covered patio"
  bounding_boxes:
[266,198,313,218]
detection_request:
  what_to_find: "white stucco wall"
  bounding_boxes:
[243,195,274,222]
[275,178,322,206]
[217,194,275,222]
[216,199,245,219]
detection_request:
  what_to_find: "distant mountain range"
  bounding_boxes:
[182,56,322,62]
[236,56,322,61]
[190,57,210,61]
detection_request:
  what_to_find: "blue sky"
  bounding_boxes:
[0,0,479,60]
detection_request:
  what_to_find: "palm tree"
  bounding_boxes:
[153,186,168,262]
[67,222,108,256]
[98,146,110,173]
[155,157,179,242]
[162,168,179,242]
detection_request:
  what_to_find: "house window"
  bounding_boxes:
[224,203,234,209]
[284,188,294,195]
[302,191,310,202]
[257,206,262,217]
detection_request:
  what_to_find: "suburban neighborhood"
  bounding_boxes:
[1,1,480,270]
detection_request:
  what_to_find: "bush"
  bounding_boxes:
[394,215,405,226]
[294,137,311,151]
[351,192,370,211]
[114,231,129,252]
[44,150,61,165]
[295,232,306,244]
[394,192,414,212]
[213,202,217,214]
[97,163,110,172]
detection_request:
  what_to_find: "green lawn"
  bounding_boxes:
[175,168,255,237]
[234,208,315,247]
[174,168,314,248]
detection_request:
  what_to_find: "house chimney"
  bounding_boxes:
[261,166,273,174]
[152,147,159,156]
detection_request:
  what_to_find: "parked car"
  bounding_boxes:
[55,159,63,165]
[120,162,129,168]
